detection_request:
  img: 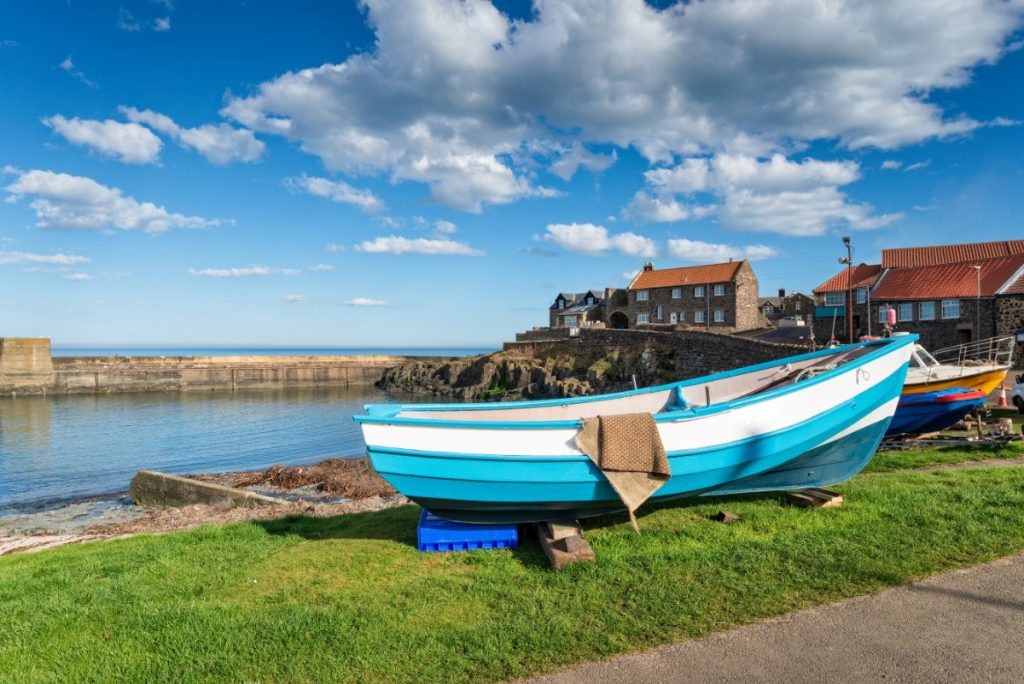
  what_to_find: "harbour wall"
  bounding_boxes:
[0,339,450,396]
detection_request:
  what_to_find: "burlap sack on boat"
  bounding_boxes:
[575,413,670,533]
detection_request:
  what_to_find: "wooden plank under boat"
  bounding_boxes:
[354,336,917,523]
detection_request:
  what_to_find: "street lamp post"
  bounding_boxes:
[971,264,981,341]
[839,237,853,343]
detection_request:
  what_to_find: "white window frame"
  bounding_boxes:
[694,310,706,324]
[636,312,650,324]
[941,299,960,319]
[563,315,577,327]
[919,301,936,321]
[898,302,913,322]
[694,286,705,298]
[656,305,664,321]
[636,290,649,302]
[763,304,774,314]
[713,284,725,296]
[671,287,682,299]
[714,309,725,323]
[669,312,678,324]
[824,291,845,307]
[856,288,867,304]
[878,305,889,322]
[558,299,565,309]
[794,300,802,311]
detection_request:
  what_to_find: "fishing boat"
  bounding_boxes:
[885,387,987,437]
[355,336,917,523]
[902,336,1014,396]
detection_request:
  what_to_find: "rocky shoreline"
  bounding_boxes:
[0,458,407,555]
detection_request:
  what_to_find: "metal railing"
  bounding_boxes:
[930,335,1016,368]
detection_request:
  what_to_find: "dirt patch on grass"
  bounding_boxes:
[193,457,396,499]
[84,494,409,536]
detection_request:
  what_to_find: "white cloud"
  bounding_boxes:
[283,294,307,303]
[543,223,657,257]
[59,56,97,88]
[325,243,346,253]
[117,8,141,31]
[284,174,384,214]
[621,269,640,282]
[119,106,265,164]
[0,250,90,266]
[433,220,457,235]
[905,159,931,172]
[5,169,221,233]
[309,263,335,271]
[627,154,901,236]
[881,160,902,170]
[219,0,1022,213]
[355,235,484,255]
[344,297,388,306]
[189,266,271,278]
[1,40,21,48]
[666,239,779,263]
[153,17,171,32]
[549,145,617,181]
[43,115,162,164]
[63,272,92,281]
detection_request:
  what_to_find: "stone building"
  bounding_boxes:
[605,260,761,332]
[813,240,1024,348]
[758,289,814,325]
[549,290,605,328]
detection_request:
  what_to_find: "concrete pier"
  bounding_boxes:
[0,338,452,396]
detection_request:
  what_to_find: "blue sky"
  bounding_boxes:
[1,0,1022,348]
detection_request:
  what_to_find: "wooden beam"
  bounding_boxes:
[537,520,595,571]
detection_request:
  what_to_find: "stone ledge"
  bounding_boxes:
[129,470,287,509]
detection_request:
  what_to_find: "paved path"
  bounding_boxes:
[524,553,1024,684]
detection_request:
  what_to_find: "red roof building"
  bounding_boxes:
[881,240,1024,269]
[871,256,1024,300]
[628,261,742,290]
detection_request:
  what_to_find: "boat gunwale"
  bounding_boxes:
[354,335,917,430]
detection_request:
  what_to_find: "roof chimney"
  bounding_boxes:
[778,288,785,298]
[643,261,654,271]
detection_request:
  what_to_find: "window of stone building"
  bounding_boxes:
[919,301,936,321]
[671,287,682,299]
[824,291,845,307]
[795,300,802,311]
[856,288,867,304]
[764,304,774,314]
[714,309,725,323]
[714,284,725,296]
[636,312,650,324]
[942,299,960,319]
[694,310,706,323]
[694,286,705,298]
[898,302,913,322]
[670,312,678,324]
[558,299,565,309]
[563,315,577,327]
[636,290,649,301]
[657,306,664,321]
[878,305,889,322]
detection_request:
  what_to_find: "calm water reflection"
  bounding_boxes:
[0,387,393,510]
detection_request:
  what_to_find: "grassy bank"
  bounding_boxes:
[2,460,1024,683]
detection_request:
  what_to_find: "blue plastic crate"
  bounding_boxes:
[417,509,518,552]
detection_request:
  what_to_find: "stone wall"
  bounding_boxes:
[733,260,762,331]
[0,350,450,396]
[0,338,55,386]
[392,327,807,401]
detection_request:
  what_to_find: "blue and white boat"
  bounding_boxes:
[354,335,917,523]
[885,387,987,437]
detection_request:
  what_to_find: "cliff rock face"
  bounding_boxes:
[378,341,713,401]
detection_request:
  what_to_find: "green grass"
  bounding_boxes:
[3,465,1024,683]
[866,440,1024,472]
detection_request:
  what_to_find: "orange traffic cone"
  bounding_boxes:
[999,383,1008,408]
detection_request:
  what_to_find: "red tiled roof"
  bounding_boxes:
[1001,270,1024,295]
[881,240,1024,269]
[871,255,1024,300]
[629,261,742,290]
[813,264,882,294]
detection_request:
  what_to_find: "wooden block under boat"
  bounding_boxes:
[786,488,844,508]
[537,520,595,571]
